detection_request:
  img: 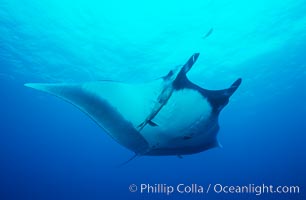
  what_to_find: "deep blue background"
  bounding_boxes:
[0,0,306,198]
[0,39,305,200]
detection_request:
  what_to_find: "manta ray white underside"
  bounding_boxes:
[25,53,242,156]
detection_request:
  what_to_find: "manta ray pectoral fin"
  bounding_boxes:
[24,82,150,154]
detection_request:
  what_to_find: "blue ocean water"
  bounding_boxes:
[0,0,305,199]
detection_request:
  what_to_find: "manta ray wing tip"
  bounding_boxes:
[24,83,48,92]
[24,83,33,88]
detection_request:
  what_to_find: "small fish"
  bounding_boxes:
[202,28,214,39]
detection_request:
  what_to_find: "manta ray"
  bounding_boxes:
[25,53,241,157]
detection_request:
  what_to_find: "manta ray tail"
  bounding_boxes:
[117,154,139,167]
